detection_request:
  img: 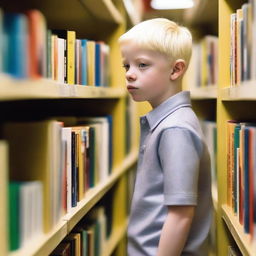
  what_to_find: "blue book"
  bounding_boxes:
[243,127,249,233]
[81,39,87,85]
[95,42,101,86]
[3,13,28,78]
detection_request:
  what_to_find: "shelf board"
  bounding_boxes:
[9,220,68,256]
[0,75,126,101]
[64,149,138,232]
[190,86,217,99]
[79,0,123,25]
[220,81,256,101]
[103,218,128,256]
[222,204,256,256]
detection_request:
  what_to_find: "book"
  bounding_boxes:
[19,181,43,247]
[52,30,76,84]
[64,233,81,256]
[57,37,65,83]
[26,9,47,78]
[75,39,82,85]
[46,30,52,79]
[9,182,21,251]
[87,40,96,86]
[3,120,63,233]
[3,13,28,78]
[81,39,88,85]
[62,127,72,213]
[0,141,8,255]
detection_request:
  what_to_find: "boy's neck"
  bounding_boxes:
[150,80,182,109]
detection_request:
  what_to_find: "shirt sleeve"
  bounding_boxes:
[158,127,203,206]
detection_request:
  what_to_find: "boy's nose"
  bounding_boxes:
[126,70,136,81]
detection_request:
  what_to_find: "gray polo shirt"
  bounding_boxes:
[128,91,212,256]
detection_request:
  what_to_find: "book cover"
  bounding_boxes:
[81,39,88,85]
[3,13,28,78]
[46,30,52,79]
[57,37,65,84]
[3,120,63,233]
[9,182,21,251]
[52,30,76,84]
[26,9,47,78]
[87,40,96,86]
[234,124,241,214]
[62,127,72,213]
[75,39,82,85]
[0,141,8,255]
[95,42,101,86]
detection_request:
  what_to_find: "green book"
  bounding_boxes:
[9,182,21,251]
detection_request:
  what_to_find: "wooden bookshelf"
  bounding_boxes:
[8,150,137,256]
[222,205,256,256]
[217,0,256,255]
[0,0,141,255]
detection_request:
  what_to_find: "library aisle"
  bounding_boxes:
[1,0,256,255]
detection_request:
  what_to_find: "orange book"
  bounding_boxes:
[26,10,47,79]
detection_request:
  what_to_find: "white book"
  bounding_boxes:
[78,117,110,183]
[57,38,65,83]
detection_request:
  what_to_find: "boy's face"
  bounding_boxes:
[120,42,174,108]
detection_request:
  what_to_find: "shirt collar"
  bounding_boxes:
[143,91,191,131]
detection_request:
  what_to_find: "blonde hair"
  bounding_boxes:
[119,18,192,65]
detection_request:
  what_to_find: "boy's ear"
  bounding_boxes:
[170,59,186,81]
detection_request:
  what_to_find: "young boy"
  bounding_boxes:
[119,18,212,256]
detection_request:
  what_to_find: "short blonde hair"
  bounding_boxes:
[119,18,192,65]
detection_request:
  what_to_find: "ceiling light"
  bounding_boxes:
[151,0,194,10]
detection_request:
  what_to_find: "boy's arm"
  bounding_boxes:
[156,205,195,256]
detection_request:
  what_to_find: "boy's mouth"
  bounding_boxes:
[127,85,138,90]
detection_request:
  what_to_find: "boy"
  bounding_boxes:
[119,18,212,256]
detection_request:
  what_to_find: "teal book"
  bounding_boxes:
[81,39,87,85]
[3,13,28,78]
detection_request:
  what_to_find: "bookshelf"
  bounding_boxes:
[0,0,142,255]
[217,0,256,255]
[182,2,218,255]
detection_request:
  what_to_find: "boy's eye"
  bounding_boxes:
[122,64,129,71]
[138,63,147,68]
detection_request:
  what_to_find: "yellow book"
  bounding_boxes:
[0,141,8,255]
[72,126,87,201]
[87,40,96,86]
[67,31,76,84]
[3,120,62,233]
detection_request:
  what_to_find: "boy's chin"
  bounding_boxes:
[129,95,146,102]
